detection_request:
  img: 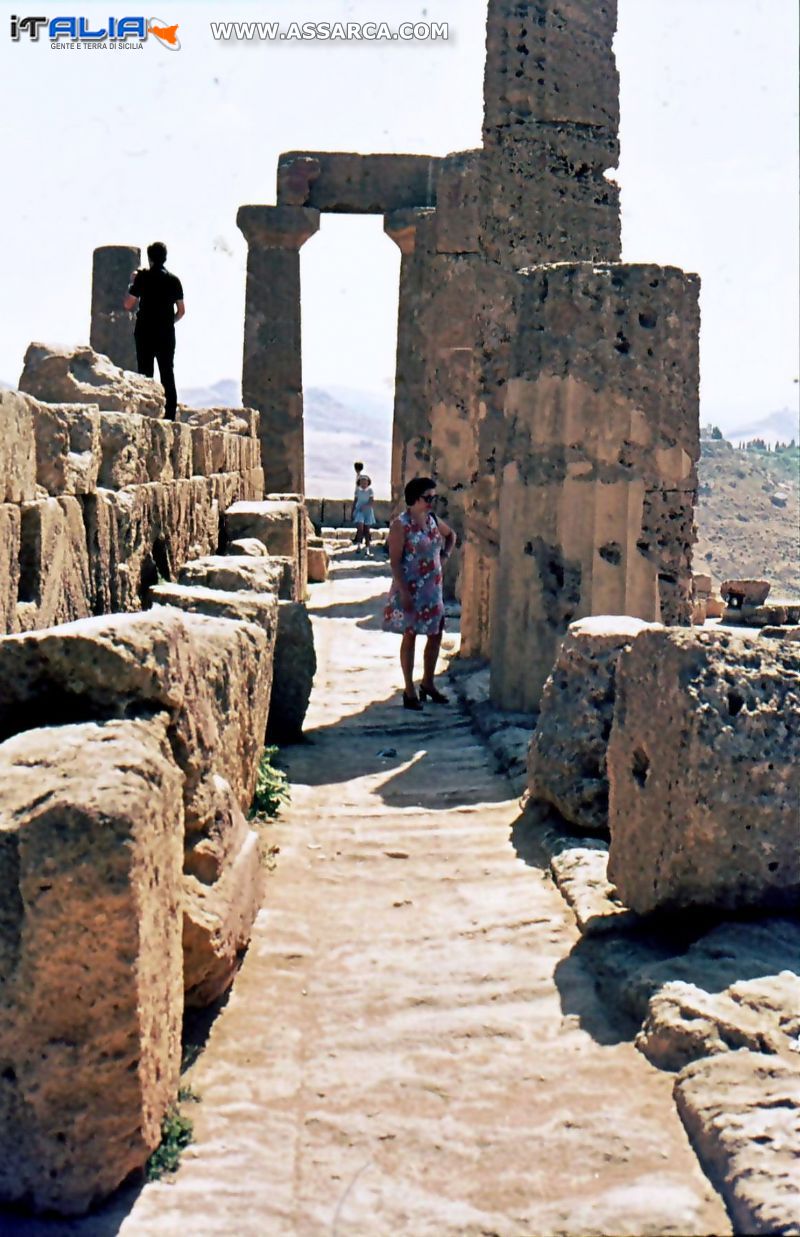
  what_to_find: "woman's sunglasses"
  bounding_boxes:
[422,493,436,503]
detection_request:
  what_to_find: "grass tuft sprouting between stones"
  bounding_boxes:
[146,1105,195,1181]
[250,745,290,819]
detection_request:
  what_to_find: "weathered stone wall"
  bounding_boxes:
[0,348,265,637]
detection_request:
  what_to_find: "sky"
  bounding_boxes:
[0,0,797,430]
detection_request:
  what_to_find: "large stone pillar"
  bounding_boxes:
[237,205,320,494]
[420,152,482,601]
[90,245,140,371]
[461,0,624,660]
[480,0,621,268]
[384,208,434,509]
[490,263,700,712]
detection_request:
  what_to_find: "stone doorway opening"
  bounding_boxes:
[300,214,399,503]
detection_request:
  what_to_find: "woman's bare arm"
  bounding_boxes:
[437,516,457,559]
[388,519,412,609]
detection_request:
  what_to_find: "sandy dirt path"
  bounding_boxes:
[12,556,730,1237]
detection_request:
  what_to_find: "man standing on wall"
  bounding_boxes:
[123,241,185,420]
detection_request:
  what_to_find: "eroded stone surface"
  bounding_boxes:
[178,554,286,599]
[675,1051,800,1235]
[0,388,37,503]
[268,600,316,741]
[721,578,771,608]
[17,496,92,632]
[183,827,264,1008]
[30,402,101,496]
[19,343,164,417]
[0,715,183,1215]
[528,616,661,834]
[607,629,800,913]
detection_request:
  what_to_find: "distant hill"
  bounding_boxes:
[695,438,799,597]
[179,379,393,498]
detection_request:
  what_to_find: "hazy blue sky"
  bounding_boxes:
[0,0,797,428]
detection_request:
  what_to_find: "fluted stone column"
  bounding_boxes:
[237,205,320,494]
[462,0,624,661]
[90,245,140,371]
[490,263,700,711]
[384,208,434,509]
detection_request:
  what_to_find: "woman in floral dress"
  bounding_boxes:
[383,476,456,710]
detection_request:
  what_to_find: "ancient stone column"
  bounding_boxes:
[489,263,700,712]
[384,207,434,508]
[420,152,483,601]
[461,0,624,658]
[480,0,621,269]
[90,245,140,371]
[237,205,320,494]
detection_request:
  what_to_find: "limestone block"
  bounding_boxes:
[178,555,285,599]
[308,545,329,583]
[674,1051,800,1235]
[84,480,217,615]
[637,973,800,1072]
[0,388,37,502]
[150,582,279,674]
[97,411,150,488]
[721,579,770,608]
[183,772,251,884]
[225,500,298,558]
[268,600,316,741]
[242,467,266,501]
[30,402,101,496]
[17,496,92,632]
[0,609,218,832]
[0,715,183,1215]
[176,406,259,438]
[0,504,21,636]
[227,537,268,557]
[183,826,264,1008]
[177,611,272,816]
[606,629,800,913]
[83,485,148,614]
[528,617,661,834]
[692,573,712,597]
[276,151,441,212]
[19,342,164,417]
[705,596,726,620]
[145,418,184,479]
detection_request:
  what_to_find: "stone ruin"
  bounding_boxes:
[236,0,699,710]
[0,340,318,1210]
[0,0,797,1223]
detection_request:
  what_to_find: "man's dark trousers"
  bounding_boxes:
[136,330,177,420]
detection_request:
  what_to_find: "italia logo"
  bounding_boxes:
[9,15,181,48]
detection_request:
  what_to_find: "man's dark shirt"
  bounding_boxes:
[128,266,183,336]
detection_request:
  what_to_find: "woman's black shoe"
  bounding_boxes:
[402,691,424,711]
[419,683,449,704]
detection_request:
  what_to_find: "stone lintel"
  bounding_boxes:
[237,205,320,250]
[383,208,435,256]
[277,151,440,213]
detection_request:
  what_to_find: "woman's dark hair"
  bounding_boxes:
[147,241,167,268]
[405,476,435,506]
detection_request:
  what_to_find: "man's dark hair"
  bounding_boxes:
[147,241,168,268]
[404,476,435,506]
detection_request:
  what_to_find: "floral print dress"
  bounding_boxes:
[382,510,445,635]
